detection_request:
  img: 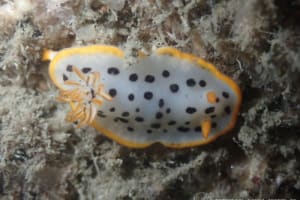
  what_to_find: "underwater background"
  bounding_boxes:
[0,0,299,199]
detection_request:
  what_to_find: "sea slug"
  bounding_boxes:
[43,45,242,148]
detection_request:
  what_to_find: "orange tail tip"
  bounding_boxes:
[42,49,57,61]
[201,119,211,139]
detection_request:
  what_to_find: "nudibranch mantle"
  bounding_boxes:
[43,45,242,148]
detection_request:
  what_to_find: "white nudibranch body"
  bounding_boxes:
[43,45,242,148]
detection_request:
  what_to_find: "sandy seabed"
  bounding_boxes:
[0,0,299,199]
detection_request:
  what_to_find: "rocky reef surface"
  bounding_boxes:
[0,0,299,199]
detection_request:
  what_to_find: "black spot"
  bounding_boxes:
[177,126,190,132]
[145,75,155,83]
[169,84,179,93]
[82,67,92,73]
[129,73,138,81]
[212,122,217,128]
[151,123,161,129]
[144,92,153,100]
[63,74,68,81]
[222,92,229,98]
[122,112,130,117]
[109,107,115,112]
[147,129,152,134]
[136,108,140,112]
[109,89,117,97]
[216,98,220,103]
[210,114,217,119]
[115,117,128,123]
[186,78,196,87]
[128,94,135,101]
[224,106,231,114]
[66,65,73,72]
[127,127,134,132]
[135,117,144,122]
[185,121,190,125]
[119,118,128,123]
[166,108,171,114]
[163,129,168,133]
[97,111,106,118]
[155,112,163,119]
[199,80,206,87]
[107,67,120,75]
[194,126,202,132]
[205,107,215,114]
[186,107,197,114]
[158,99,164,108]
[162,70,170,77]
[91,89,95,98]
[168,120,176,125]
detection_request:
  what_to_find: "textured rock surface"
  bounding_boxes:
[0,0,299,199]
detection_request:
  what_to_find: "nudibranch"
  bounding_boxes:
[43,45,242,148]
